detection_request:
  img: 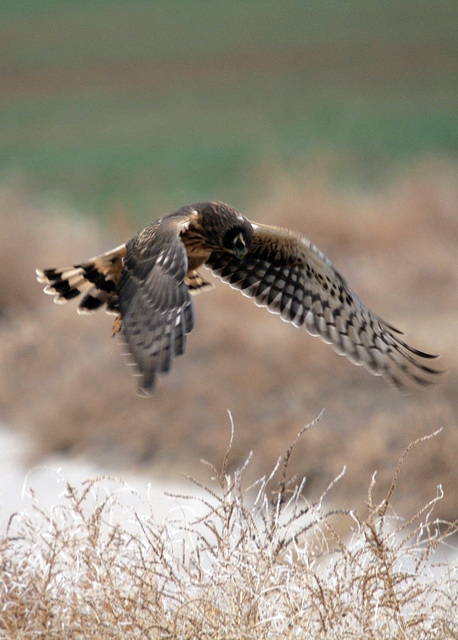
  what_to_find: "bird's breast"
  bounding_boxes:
[180,233,211,274]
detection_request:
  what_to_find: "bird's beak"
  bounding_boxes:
[233,232,248,259]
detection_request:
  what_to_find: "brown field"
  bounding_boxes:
[0,157,457,524]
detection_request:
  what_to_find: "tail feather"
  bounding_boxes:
[79,289,111,314]
[36,244,127,314]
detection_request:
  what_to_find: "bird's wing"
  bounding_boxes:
[118,214,195,392]
[206,221,440,391]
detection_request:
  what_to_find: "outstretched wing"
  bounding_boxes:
[206,222,440,391]
[118,214,195,392]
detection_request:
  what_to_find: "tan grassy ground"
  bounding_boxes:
[0,158,457,525]
[0,428,456,639]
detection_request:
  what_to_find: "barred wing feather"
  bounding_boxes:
[207,222,439,391]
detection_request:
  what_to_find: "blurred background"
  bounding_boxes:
[0,1,457,521]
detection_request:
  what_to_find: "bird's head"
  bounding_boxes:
[222,224,253,259]
[194,201,253,258]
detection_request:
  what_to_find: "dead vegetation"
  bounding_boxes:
[1,423,456,639]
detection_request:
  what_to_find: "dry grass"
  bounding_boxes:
[1,424,456,639]
[0,158,457,523]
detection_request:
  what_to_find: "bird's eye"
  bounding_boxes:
[233,234,247,258]
[223,227,249,258]
[223,227,241,249]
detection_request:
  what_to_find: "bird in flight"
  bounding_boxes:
[36,201,440,393]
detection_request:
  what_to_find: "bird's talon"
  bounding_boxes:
[112,316,122,336]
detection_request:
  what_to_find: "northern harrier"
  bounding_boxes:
[36,201,440,393]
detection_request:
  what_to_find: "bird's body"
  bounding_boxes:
[37,201,440,393]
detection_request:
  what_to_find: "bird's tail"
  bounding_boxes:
[36,244,127,315]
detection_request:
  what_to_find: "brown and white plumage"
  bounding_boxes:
[36,201,440,393]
